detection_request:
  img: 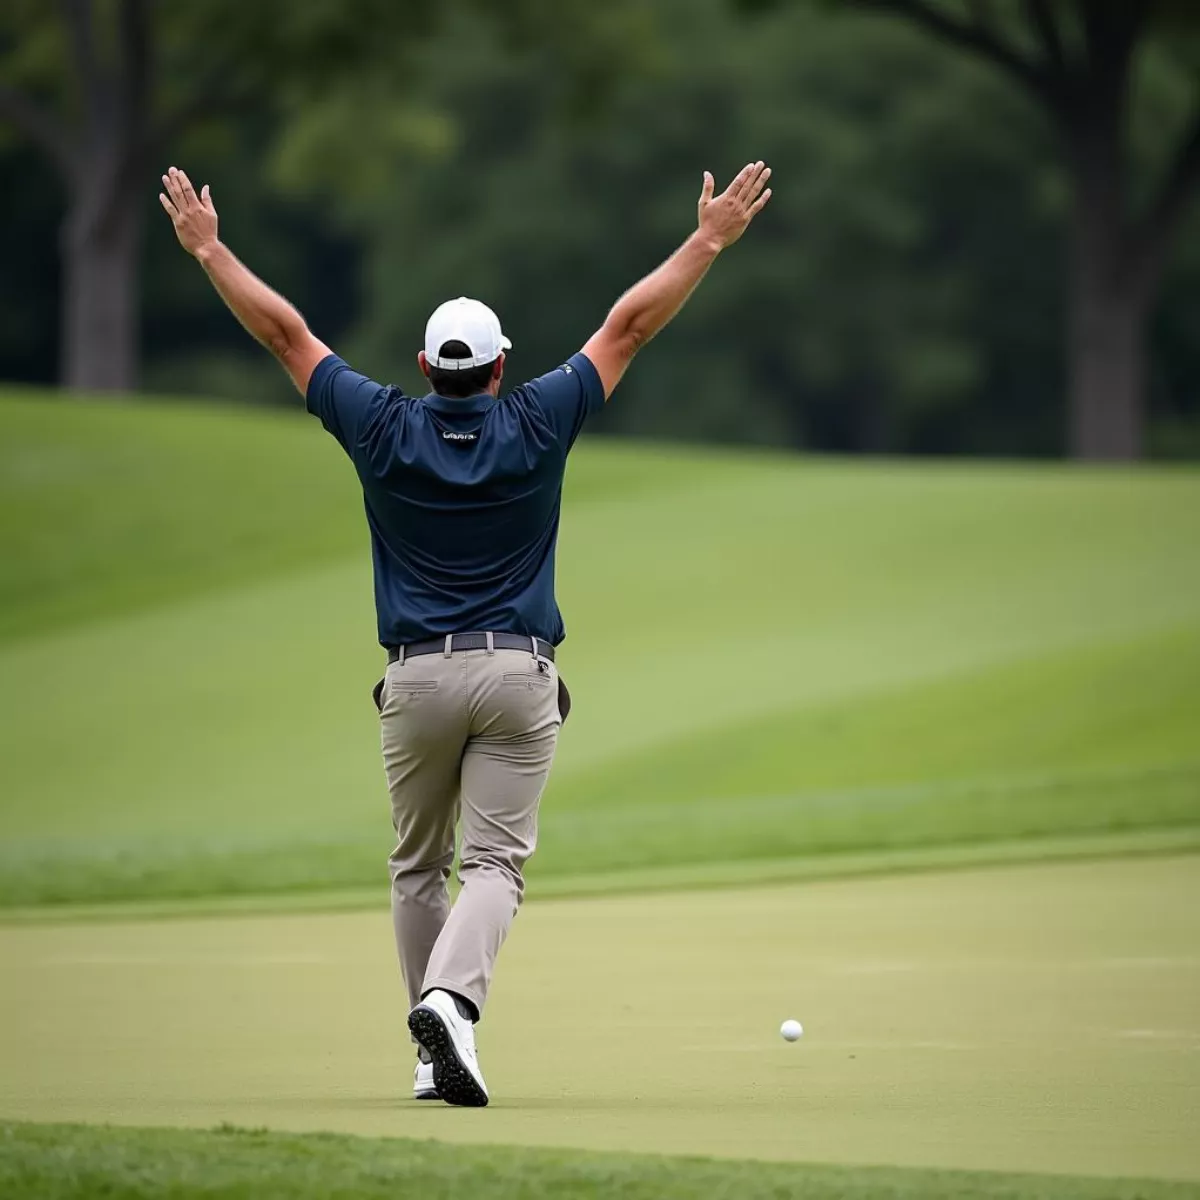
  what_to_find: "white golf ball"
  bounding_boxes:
[780,1019,803,1042]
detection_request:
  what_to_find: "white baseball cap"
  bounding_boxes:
[424,297,512,369]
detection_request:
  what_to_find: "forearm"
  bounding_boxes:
[604,230,722,349]
[579,163,768,400]
[194,241,308,358]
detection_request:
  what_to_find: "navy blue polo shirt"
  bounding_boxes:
[306,352,605,647]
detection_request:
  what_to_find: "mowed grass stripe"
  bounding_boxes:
[555,621,1200,813]
[1,758,1197,909]
[3,1122,1198,1200]
[4,827,1198,927]
[2,614,1196,907]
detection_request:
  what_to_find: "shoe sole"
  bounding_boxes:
[408,1006,489,1108]
[414,1089,440,1101]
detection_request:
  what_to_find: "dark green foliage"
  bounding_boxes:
[3,0,1200,453]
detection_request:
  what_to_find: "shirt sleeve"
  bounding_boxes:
[305,354,387,455]
[523,351,605,449]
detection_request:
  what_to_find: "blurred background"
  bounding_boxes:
[3,0,1200,459]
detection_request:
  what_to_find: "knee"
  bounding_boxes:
[389,853,452,894]
[459,847,527,899]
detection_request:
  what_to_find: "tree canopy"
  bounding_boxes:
[1,0,1198,457]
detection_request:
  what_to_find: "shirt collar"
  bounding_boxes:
[423,391,496,417]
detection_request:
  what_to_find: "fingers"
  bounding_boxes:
[737,161,767,202]
[748,187,772,217]
[699,171,714,205]
[158,192,179,219]
[201,183,214,212]
[162,169,183,210]
[161,166,196,210]
[746,165,771,205]
[724,161,756,200]
[734,161,758,200]
[175,168,198,203]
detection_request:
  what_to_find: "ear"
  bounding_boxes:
[492,352,505,382]
[417,350,432,379]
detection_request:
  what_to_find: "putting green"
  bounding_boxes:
[2,855,1197,1182]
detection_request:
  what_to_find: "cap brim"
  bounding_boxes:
[500,336,512,350]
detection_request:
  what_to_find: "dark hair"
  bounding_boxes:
[427,339,498,398]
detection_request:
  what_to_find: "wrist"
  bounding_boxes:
[691,230,725,258]
[194,239,223,266]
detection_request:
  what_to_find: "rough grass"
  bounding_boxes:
[1,391,1199,907]
[4,1122,1198,1200]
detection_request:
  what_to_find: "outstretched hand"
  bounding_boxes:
[159,166,218,257]
[697,161,772,249]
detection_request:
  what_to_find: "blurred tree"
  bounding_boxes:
[2,0,1197,459]
[0,0,430,392]
[841,0,1200,457]
[333,0,1067,455]
[0,144,59,384]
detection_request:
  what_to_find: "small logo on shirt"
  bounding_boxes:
[560,364,574,375]
[442,430,478,443]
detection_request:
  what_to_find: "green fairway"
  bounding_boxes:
[1,857,1198,1183]
[2,392,1199,907]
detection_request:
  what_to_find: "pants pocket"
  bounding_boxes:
[392,679,439,694]
[378,669,440,717]
[502,671,553,687]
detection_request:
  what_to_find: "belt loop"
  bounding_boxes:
[485,631,495,655]
[530,635,537,663]
[398,644,405,666]
[444,634,453,658]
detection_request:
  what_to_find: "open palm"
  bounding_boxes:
[697,161,772,248]
[159,166,218,258]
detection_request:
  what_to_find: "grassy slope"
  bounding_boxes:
[4,1123,1198,1200]
[2,392,1199,906]
[0,390,364,642]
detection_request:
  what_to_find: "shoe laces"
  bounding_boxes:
[457,1015,478,1060]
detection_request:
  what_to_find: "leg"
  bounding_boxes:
[421,650,561,1018]
[380,653,468,1011]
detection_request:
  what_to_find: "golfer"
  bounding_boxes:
[159,160,772,1106]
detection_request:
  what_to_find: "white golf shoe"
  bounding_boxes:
[413,1059,438,1100]
[407,989,489,1107]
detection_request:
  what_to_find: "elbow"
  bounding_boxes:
[606,321,644,363]
[268,317,307,362]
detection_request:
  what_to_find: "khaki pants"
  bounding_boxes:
[378,645,562,1019]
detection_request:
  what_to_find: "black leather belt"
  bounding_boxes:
[387,633,555,664]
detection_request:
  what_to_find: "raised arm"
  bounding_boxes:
[581,161,772,400]
[159,166,331,396]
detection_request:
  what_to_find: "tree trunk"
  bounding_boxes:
[1064,103,1150,460]
[60,184,142,392]
[1066,248,1147,460]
